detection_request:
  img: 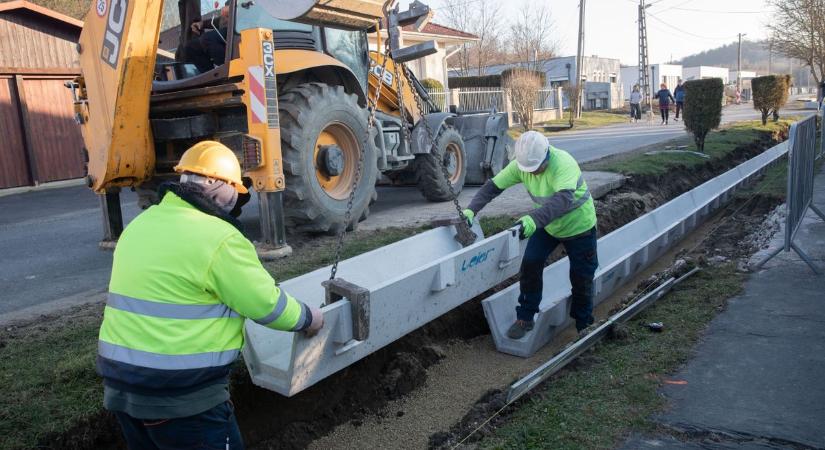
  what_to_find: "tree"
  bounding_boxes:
[440,0,504,76]
[767,0,825,84]
[682,78,724,152]
[752,75,791,125]
[502,69,544,130]
[507,2,558,71]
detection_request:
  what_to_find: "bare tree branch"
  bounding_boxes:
[767,0,825,84]
[507,2,558,71]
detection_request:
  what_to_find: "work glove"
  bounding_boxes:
[304,306,324,337]
[462,209,475,227]
[515,215,537,240]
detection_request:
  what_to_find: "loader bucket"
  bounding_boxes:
[450,112,514,185]
[242,222,528,396]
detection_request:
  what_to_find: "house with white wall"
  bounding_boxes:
[621,64,682,101]
[368,21,478,89]
[683,66,730,85]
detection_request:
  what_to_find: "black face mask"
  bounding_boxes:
[179,174,237,214]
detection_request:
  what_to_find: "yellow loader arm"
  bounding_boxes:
[73,0,162,193]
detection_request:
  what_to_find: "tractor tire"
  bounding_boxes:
[279,82,378,234]
[414,126,467,202]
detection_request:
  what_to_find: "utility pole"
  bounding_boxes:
[768,41,772,75]
[737,33,745,90]
[574,0,586,119]
[638,0,651,113]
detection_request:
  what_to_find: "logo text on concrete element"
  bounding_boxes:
[101,0,127,68]
[461,248,495,272]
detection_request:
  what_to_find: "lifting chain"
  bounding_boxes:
[329,19,392,281]
[398,62,476,246]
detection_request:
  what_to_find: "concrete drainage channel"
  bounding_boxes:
[198,138,789,450]
[242,140,789,398]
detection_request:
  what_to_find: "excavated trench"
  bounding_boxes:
[45,128,786,450]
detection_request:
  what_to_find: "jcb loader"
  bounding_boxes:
[69,0,512,254]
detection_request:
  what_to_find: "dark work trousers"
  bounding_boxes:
[517,227,599,331]
[114,401,244,450]
[675,101,684,119]
[183,29,227,74]
[660,106,670,123]
[630,103,641,120]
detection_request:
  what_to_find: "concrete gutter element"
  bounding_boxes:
[243,221,528,396]
[483,140,790,358]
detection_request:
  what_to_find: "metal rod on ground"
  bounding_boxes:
[506,267,701,404]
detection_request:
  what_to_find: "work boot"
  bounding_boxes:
[507,320,534,339]
[576,316,594,334]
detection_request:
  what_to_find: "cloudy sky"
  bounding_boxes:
[423,0,773,65]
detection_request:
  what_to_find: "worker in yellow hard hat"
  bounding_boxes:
[97,140,323,449]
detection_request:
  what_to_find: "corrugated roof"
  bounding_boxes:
[0,0,83,29]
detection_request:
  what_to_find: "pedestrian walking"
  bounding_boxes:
[655,83,675,125]
[96,141,324,450]
[629,85,642,122]
[462,131,599,339]
[673,80,685,121]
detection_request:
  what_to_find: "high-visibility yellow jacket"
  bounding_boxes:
[96,190,309,396]
[469,145,596,238]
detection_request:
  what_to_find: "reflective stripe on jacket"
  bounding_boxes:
[492,146,597,238]
[97,192,308,396]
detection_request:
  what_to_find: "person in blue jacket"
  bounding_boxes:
[655,83,675,125]
[673,80,685,121]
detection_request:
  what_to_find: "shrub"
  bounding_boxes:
[421,78,446,111]
[502,69,544,130]
[752,74,791,125]
[420,78,444,90]
[683,78,724,152]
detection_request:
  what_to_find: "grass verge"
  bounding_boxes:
[584,119,793,177]
[509,111,628,139]
[0,216,515,449]
[479,264,744,450]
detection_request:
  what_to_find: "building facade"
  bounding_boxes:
[478,55,623,110]
[683,66,730,85]
[0,1,84,188]
[621,64,683,101]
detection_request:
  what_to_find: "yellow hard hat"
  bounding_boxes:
[174,141,248,193]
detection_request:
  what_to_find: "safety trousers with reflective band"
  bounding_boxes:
[97,291,306,396]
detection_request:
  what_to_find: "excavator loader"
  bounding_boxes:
[69,0,512,254]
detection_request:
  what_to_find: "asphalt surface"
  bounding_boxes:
[0,102,799,316]
[621,166,825,449]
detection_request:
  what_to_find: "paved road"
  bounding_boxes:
[551,101,791,163]
[0,102,799,317]
[621,166,825,450]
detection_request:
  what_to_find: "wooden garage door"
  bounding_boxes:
[21,76,84,183]
[0,75,30,188]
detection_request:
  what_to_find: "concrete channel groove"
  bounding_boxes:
[243,221,528,396]
[482,140,790,357]
[243,140,789,397]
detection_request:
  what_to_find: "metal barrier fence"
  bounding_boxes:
[754,113,825,273]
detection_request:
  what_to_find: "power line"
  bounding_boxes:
[667,6,762,14]
[646,12,739,41]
